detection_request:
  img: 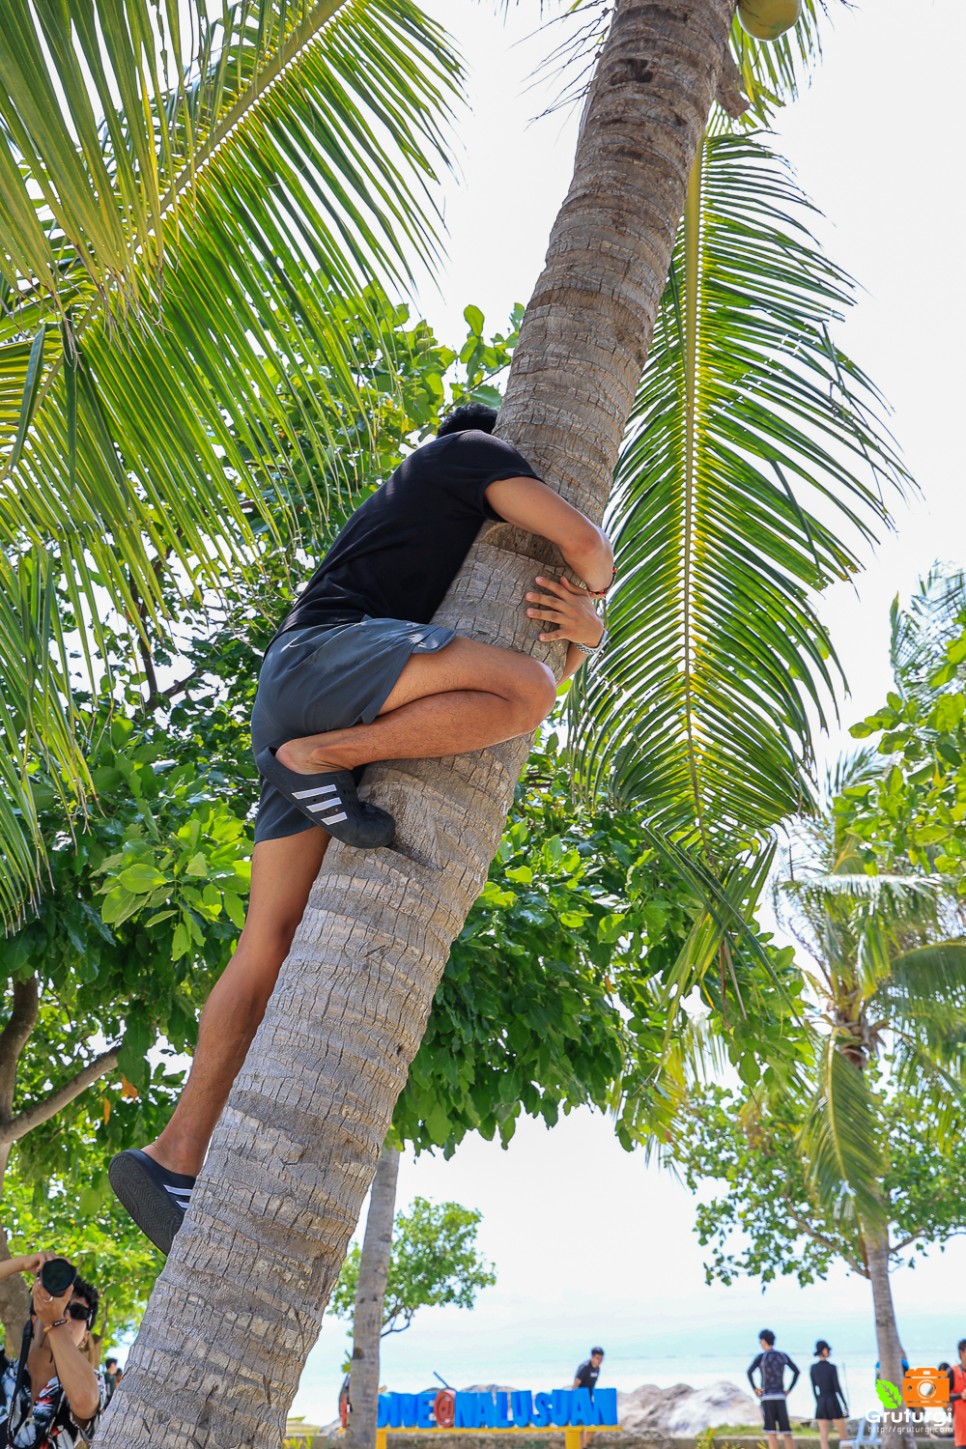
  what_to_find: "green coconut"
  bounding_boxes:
[737,0,802,42]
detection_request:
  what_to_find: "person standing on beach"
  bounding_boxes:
[573,1347,605,1449]
[748,1329,800,1449]
[810,1340,848,1449]
[947,1339,966,1449]
[573,1348,605,1398]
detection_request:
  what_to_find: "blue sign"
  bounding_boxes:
[377,1388,619,1430]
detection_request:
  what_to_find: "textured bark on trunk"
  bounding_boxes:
[865,1232,915,1449]
[345,1144,401,1449]
[0,1145,24,1349]
[0,978,38,1346]
[99,4,735,1444]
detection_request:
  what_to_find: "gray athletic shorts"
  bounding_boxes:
[251,616,456,842]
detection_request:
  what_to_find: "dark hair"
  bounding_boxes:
[815,1341,831,1356]
[30,1273,99,1329]
[959,1339,966,1354]
[939,1362,951,1373]
[437,403,498,438]
[760,1329,776,1346]
[105,1357,118,1368]
[591,1347,605,1357]
[73,1276,99,1330]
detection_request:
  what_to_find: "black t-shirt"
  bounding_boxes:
[574,1360,601,1393]
[276,430,542,636]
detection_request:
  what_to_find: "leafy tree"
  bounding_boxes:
[331,1195,496,1339]
[1,1157,163,1355]
[844,570,966,889]
[0,1,461,921]
[398,740,694,1155]
[673,1083,966,1292]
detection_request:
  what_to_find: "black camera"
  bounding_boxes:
[39,1257,76,1298]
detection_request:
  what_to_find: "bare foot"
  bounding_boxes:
[275,739,341,774]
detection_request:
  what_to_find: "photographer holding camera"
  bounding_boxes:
[0,1252,105,1447]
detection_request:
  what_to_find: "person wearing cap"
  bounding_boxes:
[810,1340,848,1449]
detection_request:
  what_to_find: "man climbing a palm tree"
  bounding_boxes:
[109,402,613,1254]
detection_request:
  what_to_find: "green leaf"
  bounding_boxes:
[117,862,168,894]
[463,304,484,336]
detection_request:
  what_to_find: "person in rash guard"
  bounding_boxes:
[810,1341,848,1449]
[109,403,614,1257]
[748,1329,800,1449]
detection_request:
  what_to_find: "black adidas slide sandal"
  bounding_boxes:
[256,748,395,849]
[109,1149,195,1256]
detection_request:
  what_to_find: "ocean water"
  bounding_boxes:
[290,1320,954,1430]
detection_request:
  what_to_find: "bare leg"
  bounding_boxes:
[818,1421,831,1449]
[783,1433,795,1449]
[145,829,330,1176]
[765,1432,778,1449]
[834,1420,847,1443]
[276,636,557,775]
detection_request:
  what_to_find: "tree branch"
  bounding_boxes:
[0,978,39,1119]
[162,665,210,702]
[0,1044,121,1144]
[784,1204,866,1277]
[128,573,160,708]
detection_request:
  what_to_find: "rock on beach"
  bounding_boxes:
[617,1381,760,1436]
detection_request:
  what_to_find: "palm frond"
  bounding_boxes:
[0,0,456,316]
[890,568,966,697]
[0,0,462,917]
[653,830,778,1020]
[568,132,909,846]
[798,1033,887,1232]
[887,940,966,1011]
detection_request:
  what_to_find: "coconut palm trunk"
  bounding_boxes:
[0,977,39,1345]
[345,1145,401,1449]
[98,4,736,1445]
[0,1157,22,1349]
[864,1231,914,1449]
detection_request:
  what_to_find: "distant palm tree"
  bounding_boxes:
[777,711,966,1442]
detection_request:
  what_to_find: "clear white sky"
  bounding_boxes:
[292,0,966,1426]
